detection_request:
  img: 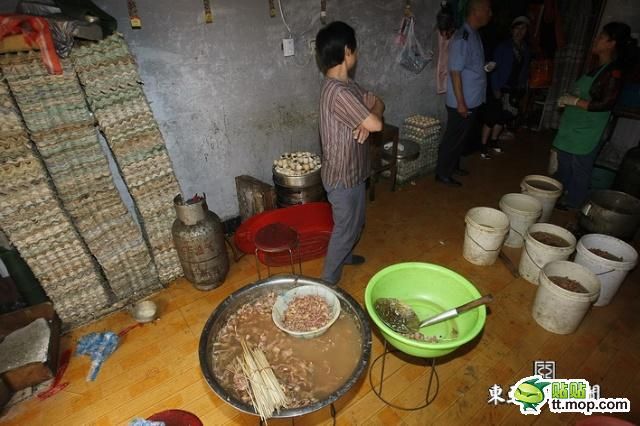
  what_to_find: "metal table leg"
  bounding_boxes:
[368,340,439,410]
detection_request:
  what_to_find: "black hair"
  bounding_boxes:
[466,0,489,17]
[602,22,638,69]
[436,2,455,34]
[315,21,357,73]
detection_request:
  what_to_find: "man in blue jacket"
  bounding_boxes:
[435,0,493,187]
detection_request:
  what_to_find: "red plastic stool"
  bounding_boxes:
[254,222,302,279]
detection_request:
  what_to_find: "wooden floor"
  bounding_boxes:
[2,130,638,426]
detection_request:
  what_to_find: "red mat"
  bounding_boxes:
[234,202,333,266]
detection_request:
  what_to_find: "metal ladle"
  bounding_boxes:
[374,294,493,334]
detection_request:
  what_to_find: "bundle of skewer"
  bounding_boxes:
[236,339,289,422]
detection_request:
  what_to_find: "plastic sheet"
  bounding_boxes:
[396,17,432,74]
[76,332,119,381]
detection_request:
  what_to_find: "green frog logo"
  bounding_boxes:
[509,376,551,415]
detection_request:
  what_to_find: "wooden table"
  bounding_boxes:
[368,124,399,201]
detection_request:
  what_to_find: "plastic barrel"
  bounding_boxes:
[574,234,638,306]
[519,223,576,284]
[520,175,563,223]
[532,260,600,334]
[499,193,542,248]
[463,207,510,266]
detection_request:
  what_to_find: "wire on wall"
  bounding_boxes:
[277,0,293,37]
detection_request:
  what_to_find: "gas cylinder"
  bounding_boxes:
[172,194,229,290]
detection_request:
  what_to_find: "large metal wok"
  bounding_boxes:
[198,275,372,419]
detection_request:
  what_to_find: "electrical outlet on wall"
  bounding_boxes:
[308,38,316,53]
[282,38,295,57]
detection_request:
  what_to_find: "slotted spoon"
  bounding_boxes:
[374,294,493,334]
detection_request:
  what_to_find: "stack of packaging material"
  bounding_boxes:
[0,75,112,327]
[72,35,182,284]
[400,115,441,178]
[1,52,160,303]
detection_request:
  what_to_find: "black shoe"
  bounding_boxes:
[344,255,365,265]
[453,168,470,176]
[435,175,462,187]
[488,140,503,153]
[480,146,492,160]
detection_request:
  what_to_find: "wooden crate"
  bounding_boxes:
[235,175,277,222]
[0,302,61,391]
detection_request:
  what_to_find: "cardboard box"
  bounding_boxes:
[0,34,34,54]
[0,302,61,391]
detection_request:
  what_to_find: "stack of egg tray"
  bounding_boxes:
[71,34,182,284]
[0,74,112,327]
[0,52,161,300]
[400,115,441,178]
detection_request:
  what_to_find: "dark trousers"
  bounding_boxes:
[436,106,480,178]
[554,147,600,209]
[321,182,366,285]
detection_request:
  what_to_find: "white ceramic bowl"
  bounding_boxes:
[272,284,340,339]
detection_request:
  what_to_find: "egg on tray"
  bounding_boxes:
[273,151,321,176]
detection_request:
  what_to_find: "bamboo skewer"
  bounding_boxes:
[236,339,289,422]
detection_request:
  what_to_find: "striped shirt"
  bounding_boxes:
[319,78,371,189]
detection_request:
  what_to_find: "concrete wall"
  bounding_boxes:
[88,0,444,218]
[0,0,445,218]
[599,0,640,34]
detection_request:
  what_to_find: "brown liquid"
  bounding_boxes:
[589,248,623,262]
[526,179,559,191]
[212,300,362,407]
[530,231,570,247]
[549,276,589,293]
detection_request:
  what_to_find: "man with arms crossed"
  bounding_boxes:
[315,21,385,285]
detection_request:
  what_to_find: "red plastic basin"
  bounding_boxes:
[234,202,333,266]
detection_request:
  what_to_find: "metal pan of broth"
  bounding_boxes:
[198,275,372,419]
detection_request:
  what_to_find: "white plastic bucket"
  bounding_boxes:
[574,234,638,307]
[532,260,600,334]
[463,207,510,266]
[519,223,576,284]
[520,175,563,223]
[499,193,542,248]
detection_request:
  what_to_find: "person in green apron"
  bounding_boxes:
[553,22,635,209]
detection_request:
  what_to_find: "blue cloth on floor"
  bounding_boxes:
[129,419,165,426]
[76,332,119,381]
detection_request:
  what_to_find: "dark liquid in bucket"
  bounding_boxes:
[549,276,588,293]
[589,248,623,262]
[526,180,559,191]
[530,232,571,247]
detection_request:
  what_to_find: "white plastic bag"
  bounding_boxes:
[396,17,432,74]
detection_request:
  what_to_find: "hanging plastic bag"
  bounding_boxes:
[396,17,432,74]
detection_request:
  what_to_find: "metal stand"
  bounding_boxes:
[258,403,337,425]
[368,340,439,410]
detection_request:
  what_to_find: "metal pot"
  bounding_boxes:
[273,167,325,207]
[272,167,322,188]
[198,275,372,419]
[579,190,640,241]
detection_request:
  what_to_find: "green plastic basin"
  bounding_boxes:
[365,262,487,358]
